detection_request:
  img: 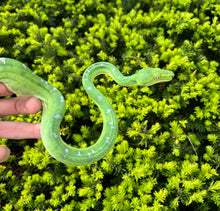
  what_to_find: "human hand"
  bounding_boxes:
[0,83,42,163]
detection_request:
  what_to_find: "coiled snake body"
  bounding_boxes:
[0,58,174,165]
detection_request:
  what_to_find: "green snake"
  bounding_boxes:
[0,58,174,165]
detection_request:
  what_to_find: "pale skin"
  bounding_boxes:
[0,83,41,163]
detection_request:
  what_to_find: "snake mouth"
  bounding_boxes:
[164,73,175,81]
[161,71,175,81]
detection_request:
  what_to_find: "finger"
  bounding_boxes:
[0,146,10,163]
[0,82,13,96]
[0,97,42,116]
[0,122,41,139]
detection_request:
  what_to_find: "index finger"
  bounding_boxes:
[0,82,42,116]
[0,97,42,116]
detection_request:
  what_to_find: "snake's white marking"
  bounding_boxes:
[51,132,58,138]
[98,95,102,101]
[0,58,6,64]
[106,109,112,113]
[50,87,57,93]
[60,96,64,102]
[23,64,27,69]
[54,114,62,119]
[108,122,116,129]
[105,137,110,144]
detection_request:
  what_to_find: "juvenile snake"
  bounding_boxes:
[0,58,174,165]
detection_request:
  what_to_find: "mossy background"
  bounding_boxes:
[0,0,220,210]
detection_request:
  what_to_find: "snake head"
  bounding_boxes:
[135,67,174,86]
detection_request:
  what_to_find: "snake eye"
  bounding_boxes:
[156,76,160,80]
